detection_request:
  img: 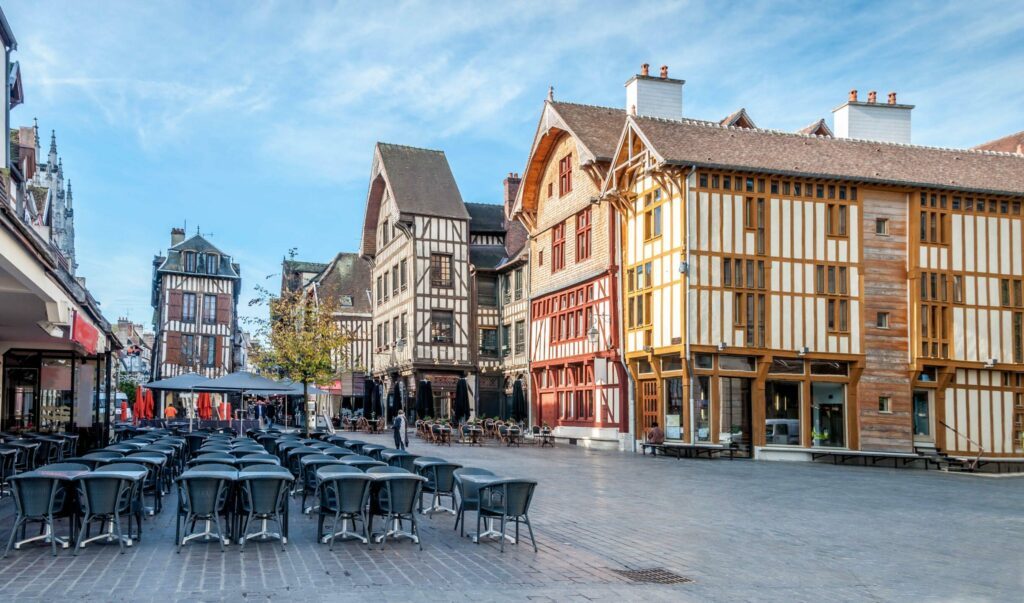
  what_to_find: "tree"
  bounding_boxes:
[117,378,137,405]
[247,283,349,434]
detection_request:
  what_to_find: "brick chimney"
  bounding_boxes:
[659,65,669,78]
[640,63,649,77]
[887,92,897,105]
[867,91,877,104]
[849,89,858,102]
[171,227,185,246]
[503,172,522,218]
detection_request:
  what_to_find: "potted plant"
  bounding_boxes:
[812,429,830,447]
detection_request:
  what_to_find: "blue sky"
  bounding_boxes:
[4,0,1022,328]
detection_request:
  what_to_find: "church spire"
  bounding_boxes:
[48,129,57,167]
[66,180,73,210]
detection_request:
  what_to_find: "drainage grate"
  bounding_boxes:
[610,567,693,585]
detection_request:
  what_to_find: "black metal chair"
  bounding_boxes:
[238,454,280,469]
[74,473,135,554]
[367,473,426,549]
[453,467,496,537]
[477,479,539,552]
[237,469,293,552]
[316,467,371,549]
[175,473,231,553]
[419,462,462,515]
[3,473,65,557]
[299,455,342,513]
[188,453,237,467]
[0,447,20,498]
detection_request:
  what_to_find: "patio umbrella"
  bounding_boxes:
[512,377,527,422]
[194,371,293,394]
[362,378,373,417]
[218,399,230,420]
[390,381,402,419]
[370,381,383,419]
[416,379,433,420]
[120,400,128,422]
[453,377,470,424]
[197,392,212,420]
[145,372,210,391]
[148,389,157,420]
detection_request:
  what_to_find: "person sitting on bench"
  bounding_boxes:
[646,421,665,446]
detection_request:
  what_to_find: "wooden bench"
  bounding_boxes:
[641,442,740,459]
[810,449,924,468]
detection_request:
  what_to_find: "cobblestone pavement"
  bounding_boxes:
[0,433,1020,602]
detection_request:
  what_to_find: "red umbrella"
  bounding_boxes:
[120,400,128,422]
[143,388,153,420]
[198,392,212,420]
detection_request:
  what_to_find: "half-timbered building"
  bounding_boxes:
[151,228,240,381]
[497,174,531,418]
[361,143,473,418]
[601,74,1024,460]
[510,95,630,449]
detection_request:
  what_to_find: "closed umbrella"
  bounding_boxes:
[120,400,128,423]
[198,392,212,421]
[144,388,154,420]
[362,378,373,417]
[512,377,527,422]
[390,381,402,420]
[416,379,433,420]
[371,382,383,419]
[453,377,470,424]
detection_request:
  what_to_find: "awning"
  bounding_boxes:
[193,371,293,393]
[146,373,210,391]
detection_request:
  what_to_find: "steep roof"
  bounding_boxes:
[627,115,1024,197]
[797,119,834,137]
[309,252,372,314]
[469,245,507,271]
[281,259,328,293]
[376,143,468,219]
[720,108,756,129]
[973,130,1024,154]
[466,202,505,234]
[548,101,627,162]
[158,234,239,277]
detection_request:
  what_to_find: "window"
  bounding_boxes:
[430,310,454,343]
[201,336,216,367]
[953,276,963,303]
[392,316,399,344]
[376,276,383,305]
[1002,279,1024,307]
[400,259,408,290]
[515,320,525,355]
[202,295,217,324]
[181,334,196,365]
[756,198,765,253]
[514,268,523,300]
[400,313,407,340]
[392,265,399,296]
[480,328,498,357]
[827,203,849,237]
[501,324,511,357]
[919,194,948,244]
[182,293,197,323]
[430,254,452,287]
[575,207,592,261]
[205,253,218,275]
[558,153,572,196]
[381,218,390,247]
[876,312,890,329]
[878,396,891,414]
[643,191,663,240]
[183,252,196,273]
[875,218,890,235]
[537,249,543,266]
[552,223,566,272]
[383,273,389,301]
[478,275,498,307]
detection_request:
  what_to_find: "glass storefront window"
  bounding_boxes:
[810,360,848,376]
[720,355,756,372]
[694,354,713,369]
[769,358,805,374]
[39,358,73,432]
[661,357,683,372]
[720,377,751,448]
[4,368,37,431]
[766,381,801,445]
[693,375,711,442]
[664,377,683,439]
[812,382,846,447]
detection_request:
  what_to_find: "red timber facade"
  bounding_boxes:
[511,99,630,449]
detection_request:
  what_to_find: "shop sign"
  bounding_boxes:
[72,311,100,354]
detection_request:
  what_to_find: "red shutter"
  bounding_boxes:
[168,290,183,321]
[165,331,181,365]
[217,294,232,325]
[214,336,223,368]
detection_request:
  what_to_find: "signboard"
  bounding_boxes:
[666,414,681,440]
[72,311,100,354]
[423,373,460,390]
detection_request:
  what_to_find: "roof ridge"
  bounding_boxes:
[377,141,445,154]
[632,115,1024,159]
[549,99,626,113]
[464,201,503,207]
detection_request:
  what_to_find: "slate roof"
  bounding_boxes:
[466,202,505,234]
[377,143,468,220]
[309,252,372,314]
[281,259,328,293]
[470,245,508,271]
[158,234,239,278]
[630,115,1024,197]
[973,130,1024,154]
[548,102,627,162]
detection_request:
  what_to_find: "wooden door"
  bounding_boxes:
[639,380,660,432]
[540,392,557,428]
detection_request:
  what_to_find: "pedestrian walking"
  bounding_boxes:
[393,409,407,450]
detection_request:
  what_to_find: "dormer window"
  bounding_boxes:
[183,251,196,272]
[205,253,218,275]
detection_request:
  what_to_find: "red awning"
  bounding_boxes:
[72,311,99,354]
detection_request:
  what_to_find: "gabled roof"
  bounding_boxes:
[281,258,328,293]
[720,108,756,129]
[619,115,1024,197]
[973,130,1024,154]
[308,252,372,314]
[466,202,506,234]
[797,119,833,137]
[469,245,508,271]
[158,234,239,278]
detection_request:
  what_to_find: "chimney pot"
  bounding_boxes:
[849,89,858,102]
[659,65,668,79]
[887,91,897,105]
[171,227,186,246]
[867,91,877,104]
[640,63,649,76]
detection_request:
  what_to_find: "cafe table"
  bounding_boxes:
[34,464,91,549]
[456,473,517,544]
[124,453,168,514]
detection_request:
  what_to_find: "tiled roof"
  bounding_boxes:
[377,143,468,220]
[283,259,328,274]
[797,119,834,137]
[466,202,505,233]
[281,258,328,293]
[310,252,372,313]
[158,234,239,277]
[631,115,1024,196]
[973,130,1024,154]
[469,245,507,271]
[720,108,756,129]
[548,102,627,162]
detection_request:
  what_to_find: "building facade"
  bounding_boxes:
[495,174,531,418]
[114,318,152,385]
[511,98,630,448]
[151,228,241,380]
[600,69,1024,459]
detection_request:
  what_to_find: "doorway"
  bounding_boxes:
[719,377,752,453]
[912,390,934,445]
[639,380,660,434]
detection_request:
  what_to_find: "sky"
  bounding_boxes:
[4,0,1023,329]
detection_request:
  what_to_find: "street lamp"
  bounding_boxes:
[587,313,610,346]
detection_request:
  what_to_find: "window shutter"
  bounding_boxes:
[168,290,183,321]
[216,294,232,325]
[214,336,223,368]
[165,331,181,365]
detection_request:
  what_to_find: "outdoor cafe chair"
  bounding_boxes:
[238,454,280,468]
[316,467,371,550]
[3,472,67,557]
[387,452,420,473]
[477,479,539,553]
[82,451,124,466]
[322,446,352,458]
[189,453,237,466]
[453,468,496,537]
[58,434,79,459]
[0,447,20,496]
[298,455,342,512]
[340,457,385,472]
[98,463,148,541]
[367,473,427,550]
[419,461,462,515]
[125,453,167,513]
[7,440,40,471]
[275,440,303,465]
[229,447,266,458]
[176,471,233,553]
[342,440,366,453]
[74,473,135,555]
[308,441,333,451]
[105,444,139,454]
[237,467,293,552]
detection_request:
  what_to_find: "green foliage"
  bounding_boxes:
[117,378,137,404]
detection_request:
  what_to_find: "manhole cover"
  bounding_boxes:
[610,567,693,584]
